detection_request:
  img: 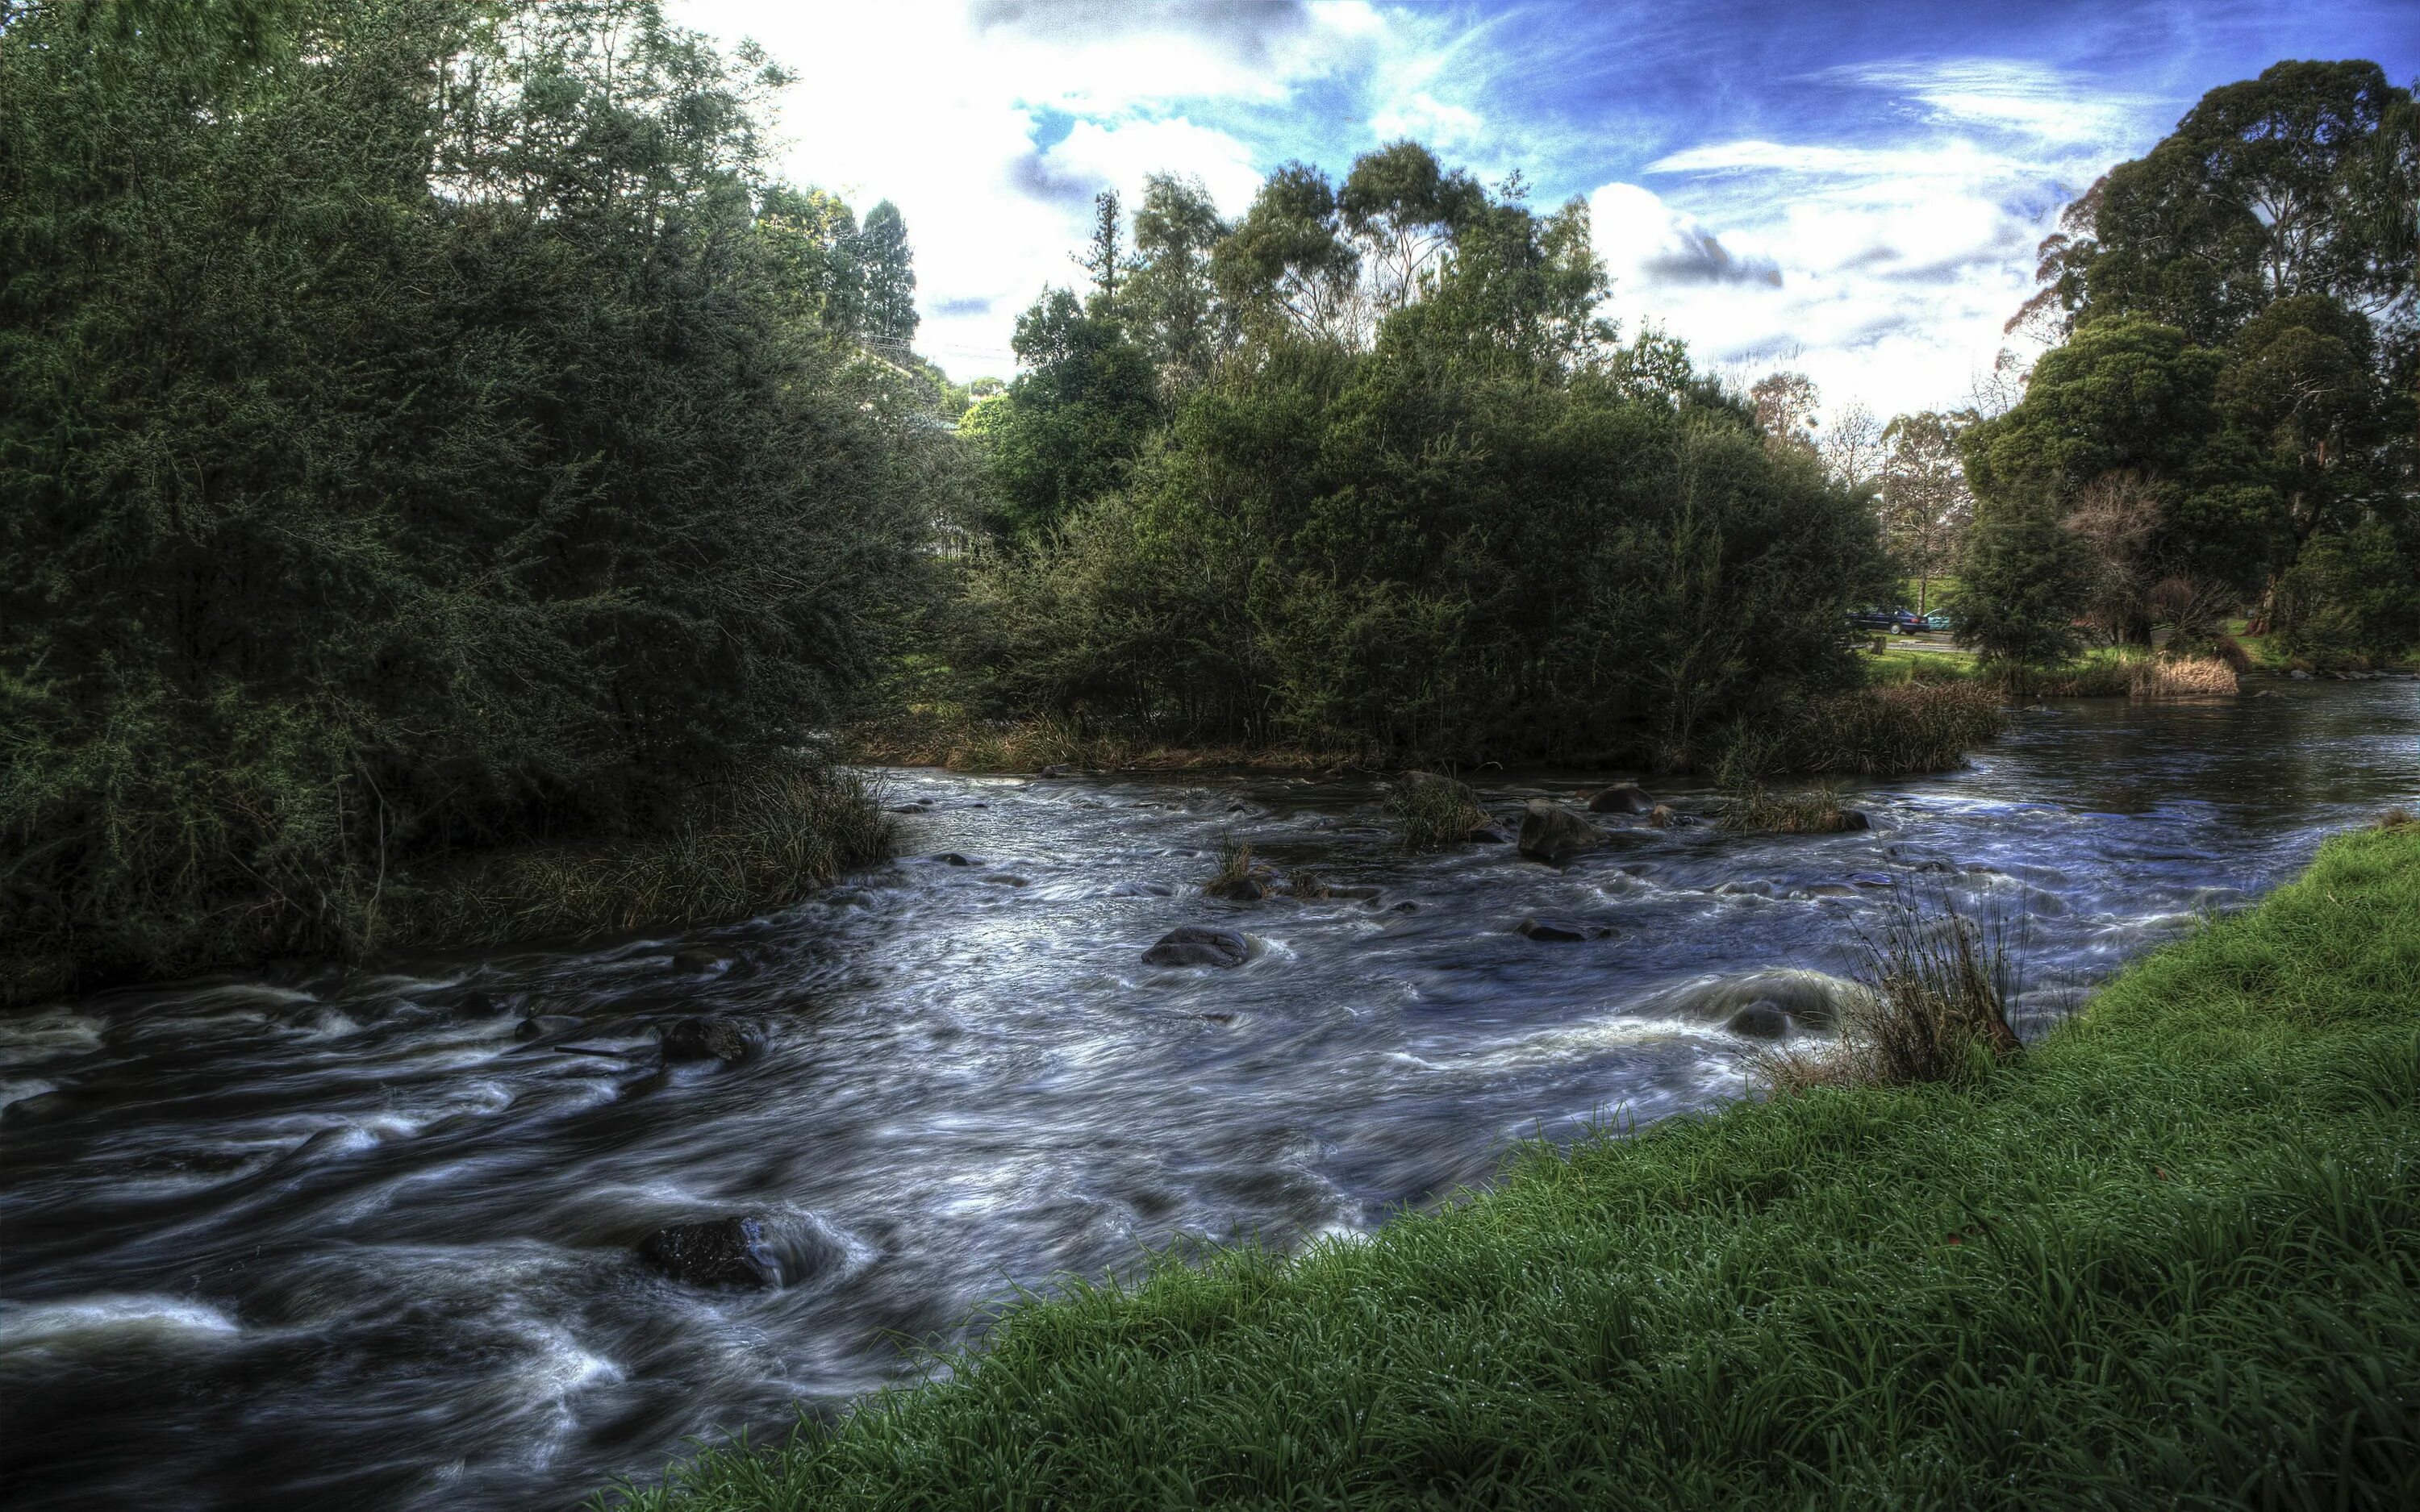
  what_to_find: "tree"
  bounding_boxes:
[859,199,918,350]
[973,289,1159,539]
[2026,60,2419,346]
[0,0,941,992]
[1954,485,2097,669]
[1750,372,1821,459]
[1878,411,1975,614]
[1820,401,1886,491]
[1127,173,1230,389]
[1079,188,1129,308]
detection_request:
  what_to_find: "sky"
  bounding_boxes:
[678,0,2418,421]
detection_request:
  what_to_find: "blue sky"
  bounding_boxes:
[681,0,2418,418]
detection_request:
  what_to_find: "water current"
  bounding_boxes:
[4,680,2416,1510]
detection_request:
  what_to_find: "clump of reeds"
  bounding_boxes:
[1717,785,1858,834]
[2376,806,2416,831]
[1778,682,2009,777]
[2127,655,2240,698]
[1386,771,1488,852]
[1202,837,1277,900]
[1763,891,2022,1094]
[394,768,893,948]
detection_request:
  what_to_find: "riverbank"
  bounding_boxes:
[853,680,2008,781]
[0,768,893,1010]
[606,816,2420,1510]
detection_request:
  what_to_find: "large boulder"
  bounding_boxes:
[1517,799,1600,864]
[636,1216,781,1289]
[1587,783,1655,815]
[1141,926,1250,968]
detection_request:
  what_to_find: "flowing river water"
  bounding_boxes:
[4,681,2417,1510]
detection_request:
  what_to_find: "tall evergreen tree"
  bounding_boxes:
[859,199,918,349]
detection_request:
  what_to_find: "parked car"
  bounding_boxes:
[1846,607,1898,631]
[1920,610,1955,632]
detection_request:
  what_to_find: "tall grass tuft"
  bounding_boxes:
[1386,771,1488,851]
[1767,682,2009,777]
[394,768,894,948]
[1765,891,2022,1093]
[2126,655,2239,698]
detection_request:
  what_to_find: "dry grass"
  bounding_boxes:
[2378,806,2416,831]
[392,768,894,948]
[1762,893,2022,1094]
[1717,785,1859,834]
[2127,655,2240,698]
[1386,771,1489,851]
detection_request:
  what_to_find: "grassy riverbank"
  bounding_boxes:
[607,818,2420,1510]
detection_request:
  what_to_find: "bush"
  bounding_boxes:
[2273,523,2420,669]
[1767,894,2023,1092]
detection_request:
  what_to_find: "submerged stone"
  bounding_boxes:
[1516,918,1588,942]
[636,1216,780,1289]
[1725,1002,1791,1039]
[659,1016,762,1064]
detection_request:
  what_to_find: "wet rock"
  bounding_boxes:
[670,948,729,974]
[2290,669,2314,681]
[659,1017,763,1064]
[1142,926,1250,968]
[1390,900,1420,913]
[1726,1002,1791,1039]
[1516,918,1588,943]
[1838,810,1872,831]
[1200,1011,1238,1025]
[515,1014,584,1042]
[457,990,507,1016]
[980,873,1029,887]
[933,852,974,866]
[1323,884,1383,901]
[1467,823,1513,843]
[1204,873,1271,902]
[2,1090,79,1125]
[636,1216,781,1289]
[1588,783,1655,815]
[1657,968,1870,1030]
[1037,764,1074,778]
[1517,799,1600,864]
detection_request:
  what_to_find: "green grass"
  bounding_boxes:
[600,823,2420,1510]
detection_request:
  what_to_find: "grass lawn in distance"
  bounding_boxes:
[603,819,2420,1511]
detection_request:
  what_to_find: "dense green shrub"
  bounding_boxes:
[0,0,948,997]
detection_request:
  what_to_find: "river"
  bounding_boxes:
[3,680,2416,1510]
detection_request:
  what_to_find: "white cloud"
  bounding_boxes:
[1588,57,2161,423]
[677,0,1387,375]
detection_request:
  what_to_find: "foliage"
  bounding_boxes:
[2273,521,2420,667]
[954,145,1892,770]
[966,289,1162,540]
[1968,60,2419,668]
[601,826,2420,1512]
[1767,893,2022,1092]
[0,0,945,997]
[1876,410,1975,613]
[1952,485,2097,669]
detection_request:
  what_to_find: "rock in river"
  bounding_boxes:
[636,1216,781,1289]
[1516,918,1588,942]
[1517,799,1599,864]
[1142,926,1250,968]
[659,1016,763,1064]
[514,1014,584,1043]
[1587,783,1655,815]
[1725,1002,1792,1039]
